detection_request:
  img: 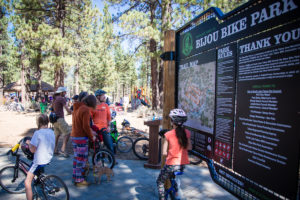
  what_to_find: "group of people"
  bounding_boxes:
[23,86,192,199]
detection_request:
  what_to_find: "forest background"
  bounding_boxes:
[0,0,247,109]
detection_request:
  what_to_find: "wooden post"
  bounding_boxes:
[144,119,162,169]
[161,30,176,188]
[162,30,176,130]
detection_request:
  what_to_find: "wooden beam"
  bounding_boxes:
[162,30,176,130]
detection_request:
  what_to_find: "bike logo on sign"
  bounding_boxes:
[182,32,193,56]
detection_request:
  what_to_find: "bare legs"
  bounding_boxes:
[25,172,34,200]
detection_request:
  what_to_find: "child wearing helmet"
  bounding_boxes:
[156,108,192,200]
[91,89,114,154]
[24,114,55,200]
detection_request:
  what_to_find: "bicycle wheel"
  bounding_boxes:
[42,175,69,200]
[0,166,26,194]
[133,138,149,160]
[92,149,115,169]
[188,151,202,165]
[117,136,133,153]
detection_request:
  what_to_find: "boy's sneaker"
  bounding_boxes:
[59,150,69,158]
[75,180,89,187]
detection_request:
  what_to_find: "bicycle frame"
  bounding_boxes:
[165,171,184,200]
[13,154,30,180]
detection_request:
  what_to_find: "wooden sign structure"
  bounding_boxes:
[161,0,300,199]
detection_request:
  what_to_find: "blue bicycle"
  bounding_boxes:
[165,170,184,200]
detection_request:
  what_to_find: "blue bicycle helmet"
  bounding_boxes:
[95,89,106,97]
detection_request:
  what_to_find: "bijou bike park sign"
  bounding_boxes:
[175,0,299,199]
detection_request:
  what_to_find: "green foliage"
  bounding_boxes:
[2,0,248,100]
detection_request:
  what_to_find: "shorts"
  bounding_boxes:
[28,163,46,174]
[53,118,71,136]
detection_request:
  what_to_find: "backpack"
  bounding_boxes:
[49,112,58,123]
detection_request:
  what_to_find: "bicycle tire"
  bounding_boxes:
[188,151,203,165]
[117,136,133,153]
[133,138,149,160]
[0,166,26,194]
[42,175,69,200]
[92,149,115,169]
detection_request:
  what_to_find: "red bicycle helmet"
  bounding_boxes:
[21,137,34,160]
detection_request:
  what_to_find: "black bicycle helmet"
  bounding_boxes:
[21,136,34,160]
[121,119,130,127]
[78,91,88,102]
[169,108,187,126]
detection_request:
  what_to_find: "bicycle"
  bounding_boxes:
[0,138,69,200]
[165,170,184,200]
[133,137,149,160]
[90,132,116,169]
[110,119,133,153]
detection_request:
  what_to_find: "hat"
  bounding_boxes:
[55,87,67,94]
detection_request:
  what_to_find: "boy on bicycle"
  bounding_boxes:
[24,114,55,200]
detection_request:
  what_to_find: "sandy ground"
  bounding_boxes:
[0,107,206,167]
[0,108,152,160]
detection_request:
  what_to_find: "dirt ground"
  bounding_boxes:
[0,107,152,160]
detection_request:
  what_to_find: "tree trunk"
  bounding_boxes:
[35,50,42,100]
[74,63,79,94]
[54,0,66,89]
[20,48,27,105]
[150,38,158,110]
[149,0,158,110]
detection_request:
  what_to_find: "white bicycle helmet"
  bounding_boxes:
[169,108,187,126]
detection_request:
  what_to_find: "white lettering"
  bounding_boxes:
[195,31,219,48]
[282,0,298,14]
[273,28,300,44]
[250,0,298,27]
[240,37,271,54]
[221,17,247,39]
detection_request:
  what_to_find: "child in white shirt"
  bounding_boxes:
[24,114,55,200]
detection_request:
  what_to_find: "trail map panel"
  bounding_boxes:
[177,50,216,134]
[233,21,300,199]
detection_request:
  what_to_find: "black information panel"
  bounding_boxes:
[234,22,300,199]
[188,129,213,158]
[214,43,237,168]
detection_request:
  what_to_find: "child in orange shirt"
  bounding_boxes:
[156,109,192,200]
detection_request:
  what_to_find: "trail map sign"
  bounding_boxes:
[175,0,300,199]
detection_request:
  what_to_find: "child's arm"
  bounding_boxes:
[162,139,168,157]
[29,144,37,153]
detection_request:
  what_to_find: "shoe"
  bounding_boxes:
[53,151,59,156]
[75,180,89,187]
[59,150,70,158]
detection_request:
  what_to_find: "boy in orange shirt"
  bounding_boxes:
[91,89,114,154]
